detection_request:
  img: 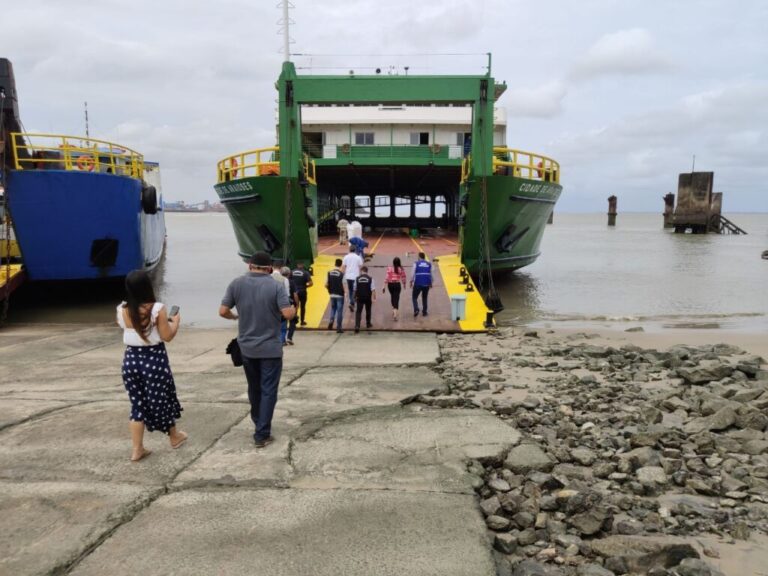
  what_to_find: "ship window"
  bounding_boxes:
[353,195,370,219]
[354,132,374,145]
[395,196,411,218]
[456,132,472,146]
[415,195,431,218]
[410,132,429,145]
[374,196,390,218]
[435,195,447,218]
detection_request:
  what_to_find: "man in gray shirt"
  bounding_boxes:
[219,251,295,448]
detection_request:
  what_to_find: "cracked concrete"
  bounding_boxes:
[0,325,513,575]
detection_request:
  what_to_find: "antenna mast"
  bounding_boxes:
[84,101,90,139]
[277,1,294,62]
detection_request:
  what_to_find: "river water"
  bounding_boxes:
[5,212,767,332]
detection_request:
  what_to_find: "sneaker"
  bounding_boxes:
[414,310,419,317]
[287,340,294,345]
[354,328,359,334]
[300,321,307,326]
[327,321,334,330]
[366,324,372,329]
[254,436,274,448]
[336,329,344,334]
[422,312,428,317]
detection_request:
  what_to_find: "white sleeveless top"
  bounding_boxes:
[117,302,164,346]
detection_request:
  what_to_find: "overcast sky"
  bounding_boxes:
[3,0,766,212]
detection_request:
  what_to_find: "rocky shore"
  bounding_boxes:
[432,328,768,576]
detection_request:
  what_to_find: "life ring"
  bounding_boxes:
[77,155,96,172]
[229,158,239,178]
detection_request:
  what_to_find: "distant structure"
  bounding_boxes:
[671,172,746,234]
[607,195,617,226]
[662,193,675,228]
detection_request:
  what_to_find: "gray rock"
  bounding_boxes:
[517,528,538,546]
[489,478,513,492]
[571,447,597,466]
[513,559,558,576]
[742,439,768,455]
[615,518,644,535]
[675,558,726,576]
[494,532,518,554]
[735,408,768,431]
[481,495,502,517]
[577,564,616,576]
[505,444,555,474]
[636,466,668,486]
[487,515,511,531]
[590,536,699,573]
[684,407,736,434]
[568,507,612,536]
[514,511,535,529]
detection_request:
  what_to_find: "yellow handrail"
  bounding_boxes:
[461,155,472,183]
[217,147,281,183]
[302,153,317,185]
[10,133,145,179]
[492,147,560,183]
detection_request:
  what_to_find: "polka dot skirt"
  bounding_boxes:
[122,343,182,434]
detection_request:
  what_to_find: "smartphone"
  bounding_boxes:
[169,305,180,317]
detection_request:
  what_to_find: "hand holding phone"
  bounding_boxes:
[169,305,180,318]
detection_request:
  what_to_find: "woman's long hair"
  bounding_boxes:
[392,257,403,274]
[124,270,157,342]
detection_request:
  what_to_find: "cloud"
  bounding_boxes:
[505,81,567,118]
[572,28,673,80]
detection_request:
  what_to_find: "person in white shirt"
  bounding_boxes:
[341,246,363,312]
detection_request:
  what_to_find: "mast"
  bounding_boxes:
[278,1,293,63]
[84,101,90,139]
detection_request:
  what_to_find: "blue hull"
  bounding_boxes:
[7,170,164,281]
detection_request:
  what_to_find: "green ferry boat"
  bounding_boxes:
[214,57,562,281]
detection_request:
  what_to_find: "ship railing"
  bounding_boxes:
[302,154,317,185]
[336,144,455,160]
[492,147,560,183]
[217,147,281,183]
[10,133,145,179]
[461,155,472,183]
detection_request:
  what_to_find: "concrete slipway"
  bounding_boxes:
[0,324,521,576]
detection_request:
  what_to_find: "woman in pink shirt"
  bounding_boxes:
[383,257,407,321]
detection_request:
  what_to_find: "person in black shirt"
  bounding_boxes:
[325,259,345,333]
[281,267,300,344]
[290,262,313,326]
[354,266,376,334]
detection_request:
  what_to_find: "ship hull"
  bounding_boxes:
[460,175,562,273]
[214,175,317,264]
[7,170,166,281]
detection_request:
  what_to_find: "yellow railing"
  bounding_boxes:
[216,147,318,185]
[461,155,472,183]
[217,147,280,183]
[10,133,145,179]
[492,147,560,183]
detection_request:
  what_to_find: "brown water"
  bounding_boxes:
[4,212,767,332]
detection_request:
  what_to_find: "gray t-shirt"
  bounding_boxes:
[221,272,291,359]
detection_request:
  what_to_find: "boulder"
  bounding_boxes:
[505,444,555,474]
[590,536,699,573]
[684,407,736,434]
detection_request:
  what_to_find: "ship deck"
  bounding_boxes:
[302,230,491,333]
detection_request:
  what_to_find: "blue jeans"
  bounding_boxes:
[330,296,344,329]
[242,356,283,442]
[346,279,356,309]
[412,285,430,314]
[280,319,287,343]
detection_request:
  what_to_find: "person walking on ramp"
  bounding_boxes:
[325,258,345,333]
[354,265,376,333]
[384,256,407,321]
[342,245,363,312]
[411,252,433,317]
[117,270,186,462]
[219,252,295,448]
[291,262,312,326]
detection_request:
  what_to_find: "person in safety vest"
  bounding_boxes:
[291,262,313,326]
[354,266,376,333]
[410,252,433,317]
[325,258,345,333]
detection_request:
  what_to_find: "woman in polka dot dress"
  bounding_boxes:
[117,270,187,462]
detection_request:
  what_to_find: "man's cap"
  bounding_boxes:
[249,252,272,267]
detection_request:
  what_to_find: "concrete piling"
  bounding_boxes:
[663,193,675,228]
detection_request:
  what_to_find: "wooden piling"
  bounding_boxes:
[607,195,617,226]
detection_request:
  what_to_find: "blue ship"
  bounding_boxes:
[6,133,166,281]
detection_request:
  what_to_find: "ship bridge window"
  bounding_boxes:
[395,196,411,218]
[353,195,371,219]
[410,132,429,145]
[354,132,374,145]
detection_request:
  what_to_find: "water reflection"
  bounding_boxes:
[492,270,542,325]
